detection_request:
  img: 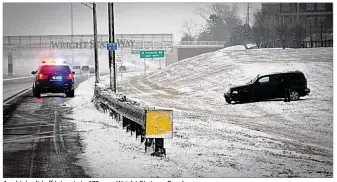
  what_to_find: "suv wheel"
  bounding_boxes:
[225,98,231,104]
[32,87,36,97]
[290,90,300,101]
[33,87,41,98]
[66,90,75,97]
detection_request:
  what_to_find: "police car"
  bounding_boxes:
[31,59,75,98]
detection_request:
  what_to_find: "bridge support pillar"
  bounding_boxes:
[8,52,13,76]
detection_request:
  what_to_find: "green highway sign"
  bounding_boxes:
[140,50,165,58]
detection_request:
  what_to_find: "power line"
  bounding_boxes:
[80,2,93,10]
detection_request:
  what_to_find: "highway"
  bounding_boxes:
[3,74,92,177]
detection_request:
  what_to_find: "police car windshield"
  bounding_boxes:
[40,65,71,74]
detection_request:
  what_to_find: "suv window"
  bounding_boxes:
[270,74,283,84]
[39,65,71,74]
[259,76,270,83]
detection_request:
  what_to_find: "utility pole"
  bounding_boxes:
[108,3,112,90]
[112,3,117,92]
[245,3,251,26]
[108,3,116,92]
[108,3,117,92]
[247,3,249,26]
[71,3,74,66]
[71,3,73,35]
[93,3,99,83]
[244,3,251,49]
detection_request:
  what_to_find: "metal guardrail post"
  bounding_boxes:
[153,138,165,156]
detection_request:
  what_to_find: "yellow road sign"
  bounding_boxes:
[145,110,173,138]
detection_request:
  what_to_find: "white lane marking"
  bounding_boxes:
[3,76,34,81]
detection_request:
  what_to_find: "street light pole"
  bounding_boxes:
[93,3,99,83]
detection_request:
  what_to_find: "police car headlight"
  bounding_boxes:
[232,91,238,94]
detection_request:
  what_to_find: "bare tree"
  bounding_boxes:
[251,10,264,48]
[251,10,278,48]
[195,3,242,42]
[291,21,306,48]
[274,22,289,49]
[308,23,313,48]
[252,24,262,48]
[180,19,199,41]
[196,3,240,24]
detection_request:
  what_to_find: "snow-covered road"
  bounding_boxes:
[66,47,333,177]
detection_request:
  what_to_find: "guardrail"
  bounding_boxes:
[93,85,173,157]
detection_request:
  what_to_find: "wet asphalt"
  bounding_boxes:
[3,74,92,178]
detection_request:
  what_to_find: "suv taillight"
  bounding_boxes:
[38,74,48,80]
[67,73,73,80]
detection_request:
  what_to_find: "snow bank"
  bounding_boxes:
[67,47,333,178]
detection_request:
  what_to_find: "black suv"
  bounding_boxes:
[224,71,310,104]
[31,64,75,98]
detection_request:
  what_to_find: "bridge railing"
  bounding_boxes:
[3,34,174,45]
[179,41,226,46]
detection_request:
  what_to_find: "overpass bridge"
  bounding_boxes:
[3,34,225,76]
[3,34,175,52]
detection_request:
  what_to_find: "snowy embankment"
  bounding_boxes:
[67,47,333,178]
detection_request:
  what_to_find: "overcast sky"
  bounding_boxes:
[3,2,261,41]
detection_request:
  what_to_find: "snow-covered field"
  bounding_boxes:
[66,47,333,178]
